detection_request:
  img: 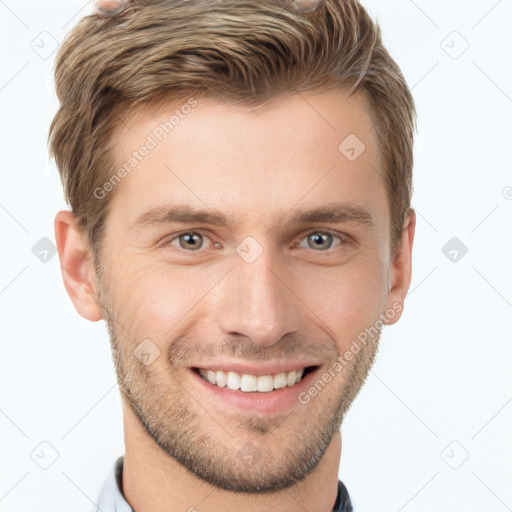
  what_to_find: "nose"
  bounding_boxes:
[216,244,300,348]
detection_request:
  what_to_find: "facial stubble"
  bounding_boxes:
[95,266,381,494]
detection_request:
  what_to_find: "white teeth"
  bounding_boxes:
[286,370,297,386]
[273,372,287,389]
[257,375,274,392]
[206,370,216,384]
[215,370,227,387]
[240,374,258,392]
[226,371,240,391]
[198,367,309,392]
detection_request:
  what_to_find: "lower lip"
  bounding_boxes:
[189,366,320,414]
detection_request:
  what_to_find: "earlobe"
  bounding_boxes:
[383,209,416,326]
[54,210,104,322]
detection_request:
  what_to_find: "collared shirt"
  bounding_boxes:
[97,456,354,511]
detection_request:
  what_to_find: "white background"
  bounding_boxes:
[1,1,511,511]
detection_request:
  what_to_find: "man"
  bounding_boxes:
[49,0,416,510]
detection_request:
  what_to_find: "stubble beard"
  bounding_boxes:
[95,268,381,494]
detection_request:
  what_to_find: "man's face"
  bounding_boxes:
[94,90,399,493]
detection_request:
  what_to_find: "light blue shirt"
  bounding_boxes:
[97,456,133,512]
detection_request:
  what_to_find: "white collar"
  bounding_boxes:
[97,456,133,512]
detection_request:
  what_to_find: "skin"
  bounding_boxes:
[93,0,125,15]
[55,89,415,512]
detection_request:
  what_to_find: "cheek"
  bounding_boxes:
[110,262,222,339]
[295,257,388,347]
[132,275,191,336]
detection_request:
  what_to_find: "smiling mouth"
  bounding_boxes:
[192,366,319,393]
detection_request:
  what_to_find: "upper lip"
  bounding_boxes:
[192,360,320,376]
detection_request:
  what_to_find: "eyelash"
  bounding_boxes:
[159,229,348,254]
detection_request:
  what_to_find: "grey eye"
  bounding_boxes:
[306,232,334,251]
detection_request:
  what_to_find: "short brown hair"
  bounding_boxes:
[48,0,416,262]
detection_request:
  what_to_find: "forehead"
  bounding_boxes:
[106,89,387,232]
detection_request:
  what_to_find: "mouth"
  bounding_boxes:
[192,366,318,392]
[189,364,321,413]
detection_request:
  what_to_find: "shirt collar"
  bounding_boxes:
[97,456,133,512]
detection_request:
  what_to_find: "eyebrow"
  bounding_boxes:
[131,202,374,230]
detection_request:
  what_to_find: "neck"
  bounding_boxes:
[122,402,342,512]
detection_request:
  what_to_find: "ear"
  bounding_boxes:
[383,209,416,325]
[54,210,104,322]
